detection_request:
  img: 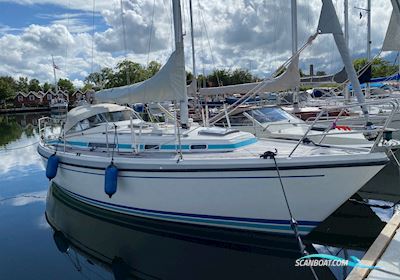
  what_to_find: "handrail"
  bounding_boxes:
[288,99,399,157]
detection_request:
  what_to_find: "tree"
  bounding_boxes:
[42,82,52,92]
[0,76,16,101]
[145,61,161,79]
[353,57,397,78]
[28,79,41,92]
[82,83,93,92]
[16,77,28,93]
[230,69,254,84]
[207,69,230,86]
[115,60,147,86]
[58,78,75,94]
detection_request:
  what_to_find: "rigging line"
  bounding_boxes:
[119,0,130,85]
[197,0,221,86]
[146,3,156,65]
[91,0,96,74]
[65,0,70,75]
[146,0,157,67]
[197,5,206,80]
[0,141,40,152]
[260,150,319,280]
[161,0,174,52]
[181,0,187,36]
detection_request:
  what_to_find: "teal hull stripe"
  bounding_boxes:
[58,186,314,234]
[208,138,257,149]
[48,138,257,151]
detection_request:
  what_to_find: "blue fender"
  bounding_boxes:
[46,154,59,180]
[105,163,118,198]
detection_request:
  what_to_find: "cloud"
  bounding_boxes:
[0,0,395,86]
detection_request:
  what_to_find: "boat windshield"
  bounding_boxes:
[71,110,135,132]
[247,107,300,123]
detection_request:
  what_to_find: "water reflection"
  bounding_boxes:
[0,113,55,174]
[46,183,340,280]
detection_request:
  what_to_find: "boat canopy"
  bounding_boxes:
[95,49,186,104]
[198,55,300,96]
[64,104,133,132]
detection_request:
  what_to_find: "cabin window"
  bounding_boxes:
[145,145,159,150]
[29,95,35,101]
[102,110,133,122]
[47,94,52,100]
[190,144,207,150]
[18,95,23,101]
[248,107,299,123]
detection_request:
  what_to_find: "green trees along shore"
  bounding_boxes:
[0,57,398,103]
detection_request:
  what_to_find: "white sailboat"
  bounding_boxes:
[38,0,389,236]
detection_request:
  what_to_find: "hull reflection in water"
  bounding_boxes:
[46,183,336,280]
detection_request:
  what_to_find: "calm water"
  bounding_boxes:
[1,113,399,280]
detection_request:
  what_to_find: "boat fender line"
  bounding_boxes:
[105,162,118,198]
[260,149,319,280]
[46,153,59,180]
[104,126,119,198]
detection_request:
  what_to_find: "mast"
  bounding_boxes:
[291,0,298,55]
[344,0,349,47]
[366,0,371,98]
[172,0,189,128]
[52,55,58,96]
[343,0,350,101]
[291,0,299,107]
[189,0,196,79]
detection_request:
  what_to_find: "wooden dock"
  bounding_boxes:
[0,107,50,114]
[346,211,400,280]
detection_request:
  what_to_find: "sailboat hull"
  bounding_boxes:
[38,144,387,236]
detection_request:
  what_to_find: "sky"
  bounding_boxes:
[0,0,395,87]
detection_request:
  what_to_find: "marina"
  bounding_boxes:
[1,112,400,279]
[2,0,400,279]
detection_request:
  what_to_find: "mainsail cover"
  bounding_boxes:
[198,55,300,96]
[95,49,186,104]
[382,0,400,51]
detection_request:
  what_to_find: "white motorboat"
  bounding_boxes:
[215,104,400,151]
[37,0,389,236]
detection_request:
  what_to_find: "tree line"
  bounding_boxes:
[0,57,398,102]
[0,76,75,101]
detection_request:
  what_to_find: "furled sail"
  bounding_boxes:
[382,0,400,51]
[95,49,186,104]
[198,55,300,96]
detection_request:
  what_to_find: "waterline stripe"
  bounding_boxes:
[56,185,317,233]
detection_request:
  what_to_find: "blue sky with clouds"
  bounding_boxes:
[0,0,395,87]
